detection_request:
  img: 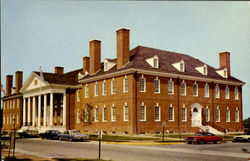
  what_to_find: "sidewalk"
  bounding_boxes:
[2,149,49,161]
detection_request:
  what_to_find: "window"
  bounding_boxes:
[216,107,220,122]
[168,78,174,95]
[235,108,239,122]
[139,104,146,121]
[77,110,80,123]
[203,65,207,75]
[181,106,187,122]
[124,104,129,121]
[169,105,174,121]
[84,108,89,122]
[215,85,220,98]
[204,83,209,97]
[225,86,229,99]
[180,61,184,72]
[10,100,12,109]
[235,87,239,100]
[103,106,107,122]
[139,75,146,92]
[226,107,230,122]
[154,77,160,93]
[95,82,99,96]
[154,105,160,121]
[111,78,116,94]
[111,105,116,122]
[102,80,107,95]
[153,58,158,68]
[77,89,80,102]
[123,76,128,93]
[181,81,186,96]
[224,69,227,78]
[95,107,99,122]
[193,82,198,96]
[205,107,209,122]
[85,84,89,98]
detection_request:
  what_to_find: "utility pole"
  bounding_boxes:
[98,130,102,159]
[162,121,166,141]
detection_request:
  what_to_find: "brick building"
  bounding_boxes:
[2,71,23,133]
[18,67,81,133]
[76,28,244,135]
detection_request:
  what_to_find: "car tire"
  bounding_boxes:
[59,137,62,141]
[188,141,192,144]
[69,138,73,142]
[213,140,218,144]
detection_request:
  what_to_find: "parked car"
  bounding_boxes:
[58,130,89,142]
[18,130,39,138]
[233,134,250,142]
[40,130,61,140]
[185,132,222,144]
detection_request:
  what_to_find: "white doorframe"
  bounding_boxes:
[191,103,203,127]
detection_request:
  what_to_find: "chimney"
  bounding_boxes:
[116,28,130,68]
[219,52,230,76]
[89,40,101,75]
[15,71,23,94]
[83,56,90,73]
[55,66,64,74]
[6,75,13,96]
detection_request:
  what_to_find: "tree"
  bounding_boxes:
[80,103,94,126]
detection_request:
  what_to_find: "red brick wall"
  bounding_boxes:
[66,89,76,130]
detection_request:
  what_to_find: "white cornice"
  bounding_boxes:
[78,68,245,86]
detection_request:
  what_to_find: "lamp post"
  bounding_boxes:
[13,117,16,158]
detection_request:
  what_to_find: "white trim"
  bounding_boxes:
[154,77,160,94]
[181,80,186,96]
[123,103,129,122]
[204,83,209,98]
[103,105,107,122]
[85,84,89,98]
[169,104,174,122]
[234,87,239,100]
[205,106,210,122]
[193,81,198,97]
[235,107,239,123]
[123,75,129,93]
[139,75,146,92]
[216,106,220,122]
[102,80,107,96]
[94,106,99,122]
[139,103,146,121]
[168,78,174,95]
[226,107,230,122]
[154,104,161,122]
[181,105,187,122]
[225,85,230,99]
[94,81,99,97]
[215,84,220,98]
[111,78,116,94]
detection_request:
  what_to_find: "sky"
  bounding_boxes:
[1,0,250,119]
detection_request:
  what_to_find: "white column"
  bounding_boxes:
[32,96,36,126]
[38,95,41,127]
[63,93,66,126]
[23,98,26,126]
[50,93,53,126]
[43,94,47,126]
[28,97,31,126]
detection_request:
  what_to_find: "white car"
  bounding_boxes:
[233,134,250,142]
[58,130,89,142]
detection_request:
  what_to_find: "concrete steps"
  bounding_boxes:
[199,125,224,135]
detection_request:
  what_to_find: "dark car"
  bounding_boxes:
[185,132,223,144]
[58,130,89,142]
[18,130,39,138]
[40,130,61,140]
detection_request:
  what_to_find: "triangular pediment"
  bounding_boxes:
[20,72,49,93]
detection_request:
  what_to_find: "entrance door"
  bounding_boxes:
[191,103,203,127]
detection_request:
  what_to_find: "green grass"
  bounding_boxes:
[3,157,32,161]
[53,158,112,161]
[87,135,158,142]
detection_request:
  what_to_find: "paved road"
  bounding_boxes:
[14,138,250,161]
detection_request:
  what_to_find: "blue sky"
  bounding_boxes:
[1,0,250,119]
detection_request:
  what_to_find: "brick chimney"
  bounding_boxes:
[89,40,101,75]
[116,28,130,68]
[55,66,64,74]
[6,75,13,96]
[15,71,23,94]
[219,52,230,76]
[83,56,90,73]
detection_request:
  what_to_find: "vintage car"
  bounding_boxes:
[17,130,39,138]
[58,130,89,142]
[40,130,61,140]
[185,132,223,144]
[233,134,250,142]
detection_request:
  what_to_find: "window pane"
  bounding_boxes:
[193,84,198,96]
[112,107,116,121]
[140,106,145,121]
[181,82,186,95]
[181,108,186,121]
[95,108,99,122]
[139,78,145,92]
[168,81,173,94]
[154,79,159,93]
[124,78,128,92]
[155,106,160,121]
[124,106,129,121]
[169,107,173,121]
[103,108,107,122]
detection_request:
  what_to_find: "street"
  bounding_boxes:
[11,138,250,161]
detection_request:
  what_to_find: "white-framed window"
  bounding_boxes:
[111,105,116,122]
[224,68,227,78]
[154,104,160,121]
[154,77,160,93]
[226,107,230,122]
[203,65,208,75]
[234,87,239,100]
[180,61,185,72]
[181,105,187,122]
[94,106,99,122]
[205,106,210,122]
[77,89,80,102]
[102,80,107,96]
[124,103,129,122]
[225,85,229,99]
[235,108,239,122]
[181,80,186,96]
[123,75,129,93]
[193,82,198,96]
[77,110,80,123]
[85,84,89,98]
[103,105,107,122]
[111,78,116,94]
[139,75,146,92]
[169,105,174,121]
[168,78,174,95]
[216,107,220,122]
[95,82,99,96]
[139,103,146,121]
[215,84,220,98]
[204,83,209,97]
[153,57,158,68]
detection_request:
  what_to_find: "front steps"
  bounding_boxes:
[199,125,224,135]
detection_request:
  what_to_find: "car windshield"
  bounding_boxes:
[72,130,81,134]
[194,133,204,136]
